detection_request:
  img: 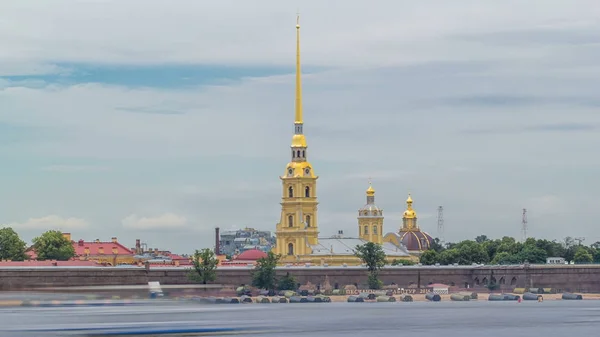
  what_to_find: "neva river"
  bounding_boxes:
[1,300,598,336]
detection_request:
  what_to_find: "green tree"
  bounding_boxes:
[491,251,514,265]
[32,230,75,261]
[475,235,489,244]
[391,259,416,266]
[573,248,593,264]
[429,238,445,253]
[516,246,547,264]
[0,227,28,261]
[455,240,489,264]
[354,242,386,289]
[252,251,280,291]
[419,250,438,265]
[277,272,296,291]
[438,248,460,265]
[187,248,218,284]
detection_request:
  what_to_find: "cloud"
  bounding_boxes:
[2,1,600,252]
[41,165,111,172]
[121,213,188,230]
[9,215,89,230]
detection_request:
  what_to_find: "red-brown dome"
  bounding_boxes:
[397,230,433,251]
[235,249,267,261]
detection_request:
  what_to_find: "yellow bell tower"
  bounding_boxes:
[402,194,418,231]
[274,15,319,259]
[358,181,383,244]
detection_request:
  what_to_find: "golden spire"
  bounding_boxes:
[366,178,375,196]
[406,193,413,207]
[295,14,302,124]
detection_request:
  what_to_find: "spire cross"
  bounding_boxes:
[368,176,372,185]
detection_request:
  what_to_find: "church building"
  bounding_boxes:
[272,17,427,266]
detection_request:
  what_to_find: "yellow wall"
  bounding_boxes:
[358,216,383,244]
[274,173,319,257]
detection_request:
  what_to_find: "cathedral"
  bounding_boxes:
[272,17,432,266]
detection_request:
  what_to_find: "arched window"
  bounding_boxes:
[306,215,311,227]
[288,243,294,255]
[302,150,305,157]
[373,226,377,234]
[288,215,293,227]
[288,186,293,198]
[305,186,310,197]
[364,225,368,235]
[297,150,301,157]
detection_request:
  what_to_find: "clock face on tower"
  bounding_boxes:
[305,168,310,174]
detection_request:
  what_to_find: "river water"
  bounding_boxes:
[0,300,598,336]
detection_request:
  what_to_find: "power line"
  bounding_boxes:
[437,206,444,244]
[521,208,528,242]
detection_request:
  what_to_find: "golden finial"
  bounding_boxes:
[366,178,375,196]
[406,193,413,204]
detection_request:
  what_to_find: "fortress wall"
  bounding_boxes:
[1,265,599,292]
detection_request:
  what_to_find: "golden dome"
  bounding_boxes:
[406,194,413,203]
[403,209,416,218]
[366,183,375,196]
[291,134,307,147]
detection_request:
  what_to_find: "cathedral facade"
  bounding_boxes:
[272,17,430,266]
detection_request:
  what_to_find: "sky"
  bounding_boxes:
[2,0,600,254]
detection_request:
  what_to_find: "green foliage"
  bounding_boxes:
[277,272,296,291]
[0,227,28,261]
[421,235,600,266]
[391,259,416,266]
[418,250,438,265]
[573,248,593,264]
[32,230,75,261]
[252,251,280,291]
[354,242,386,272]
[355,242,386,289]
[367,274,383,289]
[188,248,218,284]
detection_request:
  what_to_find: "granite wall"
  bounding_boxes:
[1,265,599,292]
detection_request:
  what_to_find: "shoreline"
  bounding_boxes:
[327,293,600,302]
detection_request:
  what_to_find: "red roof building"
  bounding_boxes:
[235,249,267,261]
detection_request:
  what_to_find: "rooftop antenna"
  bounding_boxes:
[521,208,528,242]
[575,237,585,246]
[437,206,444,244]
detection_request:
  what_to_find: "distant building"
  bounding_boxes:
[547,257,566,264]
[67,234,135,266]
[219,227,275,256]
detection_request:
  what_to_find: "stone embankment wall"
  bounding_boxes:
[1,265,599,292]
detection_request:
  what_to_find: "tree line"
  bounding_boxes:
[0,227,75,261]
[419,235,600,266]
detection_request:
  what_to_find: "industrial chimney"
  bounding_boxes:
[215,227,220,255]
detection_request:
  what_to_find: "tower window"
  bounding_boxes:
[288,186,293,198]
[306,215,311,227]
[305,186,310,197]
[364,225,368,235]
[302,150,305,157]
[288,215,293,227]
[373,226,377,234]
[297,150,301,157]
[288,243,294,255]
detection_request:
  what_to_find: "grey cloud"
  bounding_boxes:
[454,26,600,47]
[462,122,597,135]
[431,95,600,108]
[115,106,186,115]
